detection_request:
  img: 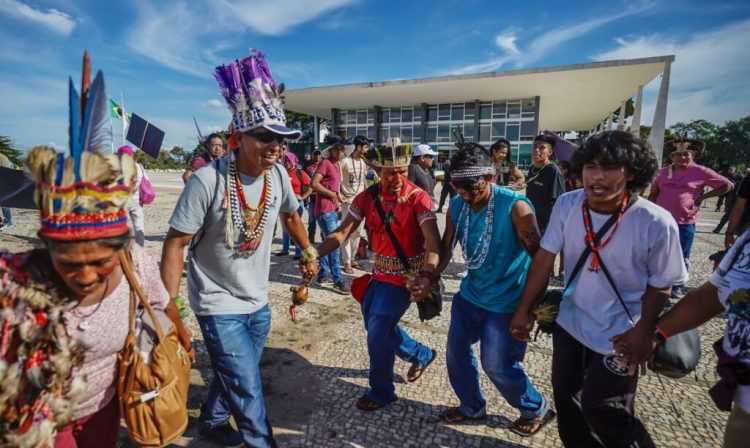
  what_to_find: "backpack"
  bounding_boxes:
[138,165,156,205]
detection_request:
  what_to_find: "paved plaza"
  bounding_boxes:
[0,172,731,447]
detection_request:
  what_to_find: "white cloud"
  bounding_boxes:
[0,0,76,35]
[494,30,519,55]
[205,99,223,108]
[592,18,750,125]
[128,0,357,77]
[444,2,655,75]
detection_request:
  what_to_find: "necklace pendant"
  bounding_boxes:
[78,320,90,331]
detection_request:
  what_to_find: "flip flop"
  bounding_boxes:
[407,349,437,383]
[440,406,486,424]
[509,409,556,437]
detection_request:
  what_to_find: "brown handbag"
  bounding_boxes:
[117,250,191,447]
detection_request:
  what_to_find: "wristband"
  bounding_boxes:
[654,324,668,343]
[418,270,436,281]
[171,295,188,319]
[301,245,319,262]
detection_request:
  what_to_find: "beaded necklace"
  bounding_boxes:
[228,160,272,257]
[458,184,495,270]
[581,192,630,272]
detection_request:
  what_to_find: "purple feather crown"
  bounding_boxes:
[214,49,288,134]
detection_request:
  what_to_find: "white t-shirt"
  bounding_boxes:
[339,157,367,202]
[131,163,145,205]
[541,190,687,354]
[709,229,750,413]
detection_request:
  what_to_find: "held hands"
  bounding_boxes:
[298,258,320,281]
[610,323,654,376]
[405,276,432,302]
[509,309,536,342]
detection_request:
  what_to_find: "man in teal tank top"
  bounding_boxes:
[434,140,555,437]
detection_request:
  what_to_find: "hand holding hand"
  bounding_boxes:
[509,309,535,342]
[610,324,654,376]
[405,276,431,302]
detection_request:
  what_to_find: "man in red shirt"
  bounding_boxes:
[304,149,322,243]
[314,139,440,411]
[276,152,312,259]
[182,133,226,184]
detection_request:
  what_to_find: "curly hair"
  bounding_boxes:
[572,131,658,193]
[490,138,512,161]
[450,142,490,171]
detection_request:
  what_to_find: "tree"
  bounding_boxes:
[284,111,330,142]
[0,135,23,166]
[169,146,187,165]
[715,116,750,167]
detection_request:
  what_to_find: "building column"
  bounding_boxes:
[313,116,319,147]
[331,108,339,138]
[607,113,614,131]
[647,60,672,167]
[617,100,627,131]
[421,103,429,144]
[631,85,643,137]
[473,100,480,143]
[374,105,382,145]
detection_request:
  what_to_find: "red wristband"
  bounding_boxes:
[654,324,668,342]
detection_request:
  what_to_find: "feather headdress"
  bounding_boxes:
[363,137,412,168]
[214,49,302,139]
[664,133,705,157]
[26,52,136,241]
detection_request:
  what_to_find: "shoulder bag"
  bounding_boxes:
[371,185,442,321]
[117,250,191,447]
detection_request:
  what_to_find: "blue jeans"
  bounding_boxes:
[447,293,547,419]
[1,208,11,226]
[282,204,305,256]
[307,196,317,243]
[677,223,695,270]
[361,280,433,405]
[197,305,276,448]
[316,210,342,282]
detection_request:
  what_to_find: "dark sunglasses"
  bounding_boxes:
[245,131,285,145]
[451,177,485,191]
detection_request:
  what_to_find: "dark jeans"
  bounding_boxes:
[307,195,317,243]
[437,183,456,211]
[552,325,654,448]
[677,223,696,270]
[1,208,11,226]
[715,195,737,232]
[282,204,305,256]
[197,306,276,448]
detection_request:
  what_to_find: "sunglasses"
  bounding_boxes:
[451,177,485,191]
[245,131,285,145]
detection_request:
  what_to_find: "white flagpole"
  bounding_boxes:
[120,93,127,146]
[109,95,114,152]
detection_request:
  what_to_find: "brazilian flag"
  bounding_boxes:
[109,99,131,121]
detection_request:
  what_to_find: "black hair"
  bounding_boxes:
[312,149,321,156]
[41,232,133,253]
[490,138,512,161]
[325,134,343,146]
[204,133,224,148]
[571,130,658,193]
[557,160,572,171]
[534,134,556,148]
[450,142,490,171]
[353,135,369,148]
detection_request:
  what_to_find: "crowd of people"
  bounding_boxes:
[2,49,749,448]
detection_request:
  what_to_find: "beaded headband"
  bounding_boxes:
[450,167,494,180]
[26,53,136,241]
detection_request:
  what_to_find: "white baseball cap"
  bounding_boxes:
[413,144,438,157]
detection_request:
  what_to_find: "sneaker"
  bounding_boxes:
[456,270,468,278]
[293,255,302,261]
[332,280,350,295]
[436,208,443,214]
[274,251,290,256]
[198,421,243,448]
[317,276,332,285]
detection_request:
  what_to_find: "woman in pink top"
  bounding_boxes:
[649,137,732,295]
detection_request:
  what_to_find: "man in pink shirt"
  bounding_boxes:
[649,136,732,295]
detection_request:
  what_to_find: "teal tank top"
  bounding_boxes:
[449,185,533,313]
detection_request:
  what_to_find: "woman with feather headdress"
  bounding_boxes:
[0,53,193,447]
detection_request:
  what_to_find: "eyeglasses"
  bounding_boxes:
[245,131,285,145]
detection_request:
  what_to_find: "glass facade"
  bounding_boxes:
[333,97,538,167]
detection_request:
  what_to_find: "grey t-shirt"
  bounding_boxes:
[169,159,298,315]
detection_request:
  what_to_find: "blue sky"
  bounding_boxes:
[1,0,749,152]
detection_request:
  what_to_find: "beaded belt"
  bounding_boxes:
[373,252,425,276]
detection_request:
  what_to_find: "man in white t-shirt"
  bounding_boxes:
[339,135,369,273]
[117,145,147,246]
[511,131,687,447]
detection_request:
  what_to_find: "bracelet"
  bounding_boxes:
[418,270,436,281]
[654,324,668,343]
[171,295,188,319]
[301,245,319,262]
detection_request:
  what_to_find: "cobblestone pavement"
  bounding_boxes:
[0,174,732,447]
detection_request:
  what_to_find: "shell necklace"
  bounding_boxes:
[229,160,272,257]
[458,185,495,270]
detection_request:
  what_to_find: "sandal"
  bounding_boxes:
[351,261,363,270]
[407,349,437,383]
[509,409,556,437]
[343,266,354,274]
[355,395,383,412]
[440,406,486,424]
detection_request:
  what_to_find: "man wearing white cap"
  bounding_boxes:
[409,144,438,205]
